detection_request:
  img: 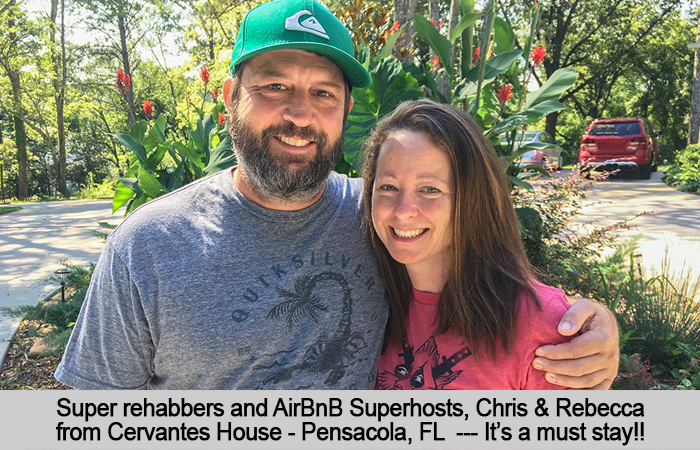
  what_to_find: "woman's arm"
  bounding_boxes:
[531,298,619,390]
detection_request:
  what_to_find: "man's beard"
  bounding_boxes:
[229,112,343,204]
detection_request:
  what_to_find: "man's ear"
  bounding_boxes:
[347,95,354,114]
[222,76,234,112]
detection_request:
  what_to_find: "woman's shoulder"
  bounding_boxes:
[517,280,571,342]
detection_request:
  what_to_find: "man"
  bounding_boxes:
[55,0,618,390]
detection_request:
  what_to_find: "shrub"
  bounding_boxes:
[611,352,658,390]
[601,255,700,373]
[0,262,94,355]
[513,171,643,295]
[663,144,700,193]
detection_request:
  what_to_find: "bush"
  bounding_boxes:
[0,262,94,355]
[513,171,643,295]
[611,352,658,390]
[663,144,700,193]
[601,255,700,374]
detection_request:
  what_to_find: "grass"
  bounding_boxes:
[0,206,22,215]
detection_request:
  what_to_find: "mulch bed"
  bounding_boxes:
[0,321,71,390]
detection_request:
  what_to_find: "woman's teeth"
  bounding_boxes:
[393,228,426,238]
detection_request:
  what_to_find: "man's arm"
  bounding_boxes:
[531,297,619,390]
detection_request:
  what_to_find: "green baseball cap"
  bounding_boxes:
[229,0,371,89]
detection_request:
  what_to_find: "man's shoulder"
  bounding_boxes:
[327,171,365,200]
[110,170,230,240]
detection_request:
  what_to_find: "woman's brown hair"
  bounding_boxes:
[362,99,539,359]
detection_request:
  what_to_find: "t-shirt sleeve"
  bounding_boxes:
[520,285,572,390]
[54,240,154,389]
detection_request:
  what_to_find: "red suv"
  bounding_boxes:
[579,118,660,179]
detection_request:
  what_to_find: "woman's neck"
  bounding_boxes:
[405,260,449,294]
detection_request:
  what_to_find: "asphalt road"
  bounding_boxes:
[0,199,123,363]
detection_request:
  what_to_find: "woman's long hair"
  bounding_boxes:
[362,99,539,359]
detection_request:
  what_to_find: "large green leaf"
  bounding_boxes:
[114,134,147,165]
[145,141,171,171]
[152,114,167,142]
[402,62,447,103]
[204,128,237,176]
[112,180,137,214]
[377,24,406,60]
[118,177,143,196]
[449,12,481,43]
[525,68,578,108]
[492,100,566,136]
[464,50,522,83]
[173,141,204,167]
[137,166,167,199]
[453,50,522,102]
[493,17,515,54]
[130,120,148,144]
[413,13,452,76]
[343,58,425,172]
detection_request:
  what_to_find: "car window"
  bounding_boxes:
[589,122,640,136]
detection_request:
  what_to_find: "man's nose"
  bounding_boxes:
[282,91,314,128]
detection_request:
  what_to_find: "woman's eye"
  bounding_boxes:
[379,184,397,192]
[423,186,440,194]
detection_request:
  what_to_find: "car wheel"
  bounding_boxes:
[639,164,651,179]
[651,156,658,172]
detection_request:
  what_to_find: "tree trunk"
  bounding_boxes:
[7,3,27,199]
[12,112,28,199]
[689,18,700,146]
[394,0,416,61]
[51,0,69,196]
[118,15,136,127]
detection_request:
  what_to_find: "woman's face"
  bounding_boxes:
[372,130,454,281]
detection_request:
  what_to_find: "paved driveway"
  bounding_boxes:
[0,199,123,362]
[570,171,700,294]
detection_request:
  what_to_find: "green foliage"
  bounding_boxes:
[512,172,640,293]
[112,103,235,215]
[342,57,425,172]
[601,256,700,373]
[663,144,700,193]
[611,352,658,390]
[0,206,22,215]
[0,262,95,356]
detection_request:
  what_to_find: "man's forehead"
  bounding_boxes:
[246,49,344,79]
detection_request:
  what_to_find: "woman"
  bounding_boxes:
[363,100,571,390]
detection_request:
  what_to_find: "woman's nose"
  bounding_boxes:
[394,191,418,219]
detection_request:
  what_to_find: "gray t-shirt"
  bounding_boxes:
[55,169,389,389]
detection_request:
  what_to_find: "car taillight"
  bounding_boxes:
[630,137,644,145]
[581,138,596,148]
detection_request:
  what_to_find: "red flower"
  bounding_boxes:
[530,45,546,66]
[114,70,131,101]
[200,66,210,85]
[497,84,512,108]
[534,0,538,10]
[142,100,153,119]
[389,20,399,35]
[438,19,444,29]
[218,112,226,127]
[429,17,435,26]
[431,55,440,71]
[212,87,219,102]
[472,47,481,66]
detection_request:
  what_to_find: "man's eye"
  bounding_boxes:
[268,84,285,91]
[316,90,332,98]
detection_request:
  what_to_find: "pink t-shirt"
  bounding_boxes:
[375,281,571,390]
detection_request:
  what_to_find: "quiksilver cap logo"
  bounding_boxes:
[285,10,329,40]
